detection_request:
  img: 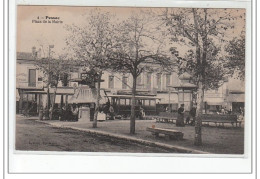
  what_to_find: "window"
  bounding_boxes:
[146,72,152,89]
[28,69,36,87]
[150,100,155,106]
[157,73,161,90]
[126,99,130,105]
[166,73,171,88]
[122,76,128,89]
[38,77,42,81]
[108,76,114,88]
[120,99,125,105]
[144,100,150,106]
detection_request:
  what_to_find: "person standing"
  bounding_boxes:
[104,101,110,114]
[177,104,185,127]
[221,107,225,114]
[109,105,115,120]
[72,104,79,121]
[189,105,197,126]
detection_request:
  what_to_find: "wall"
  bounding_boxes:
[100,70,179,92]
[16,61,44,88]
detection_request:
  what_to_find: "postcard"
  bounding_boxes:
[9,0,253,174]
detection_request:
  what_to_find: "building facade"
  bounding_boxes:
[16,49,245,115]
[204,76,245,114]
[16,49,44,114]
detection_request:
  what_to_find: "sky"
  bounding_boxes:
[17,6,245,58]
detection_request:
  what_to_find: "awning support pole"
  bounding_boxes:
[26,94,29,115]
[65,94,68,108]
[60,94,63,110]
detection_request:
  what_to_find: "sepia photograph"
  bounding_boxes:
[15,5,246,155]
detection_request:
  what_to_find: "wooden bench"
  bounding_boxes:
[200,114,241,127]
[146,127,184,140]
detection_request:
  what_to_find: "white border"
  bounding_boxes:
[8,0,253,174]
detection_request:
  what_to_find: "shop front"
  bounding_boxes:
[227,91,245,114]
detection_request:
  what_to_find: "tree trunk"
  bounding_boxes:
[65,94,68,108]
[93,72,102,128]
[194,81,204,146]
[194,9,208,146]
[130,75,137,134]
[46,87,50,120]
[50,87,57,120]
[192,8,204,146]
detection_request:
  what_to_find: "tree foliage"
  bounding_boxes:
[65,9,113,72]
[224,33,245,80]
[36,57,71,88]
[108,10,173,76]
[174,40,225,90]
[163,8,244,145]
[107,10,174,134]
[65,9,114,128]
[165,8,241,89]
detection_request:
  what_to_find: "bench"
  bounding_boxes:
[200,114,241,127]
[142,116,155,120]
[146,127,184,140]
[155,116,177,123]
[144,115,177,123]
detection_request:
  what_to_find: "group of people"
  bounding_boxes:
[216,106,244,116]
[177,104,196,126]
[101,101,115,120]
[100,101,146,120]
[53,104,79,121]
[177,104,245,126]
[216,107,232,115]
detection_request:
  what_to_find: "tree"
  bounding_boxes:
[108,11,174,134]
[65,10,113,128]
[164,8,244,145]
[225,33,245,80]
[36,56,71,119]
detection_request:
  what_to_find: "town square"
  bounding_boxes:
[16,6,245,154]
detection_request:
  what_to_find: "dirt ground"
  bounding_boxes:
[15,114,245,154]
[45,119,244,154]
[15,117,177,153]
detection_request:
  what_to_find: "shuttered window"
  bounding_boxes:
[28,69,36,87]
[108,76,114,88]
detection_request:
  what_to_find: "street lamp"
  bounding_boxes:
[45,45,54,120]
